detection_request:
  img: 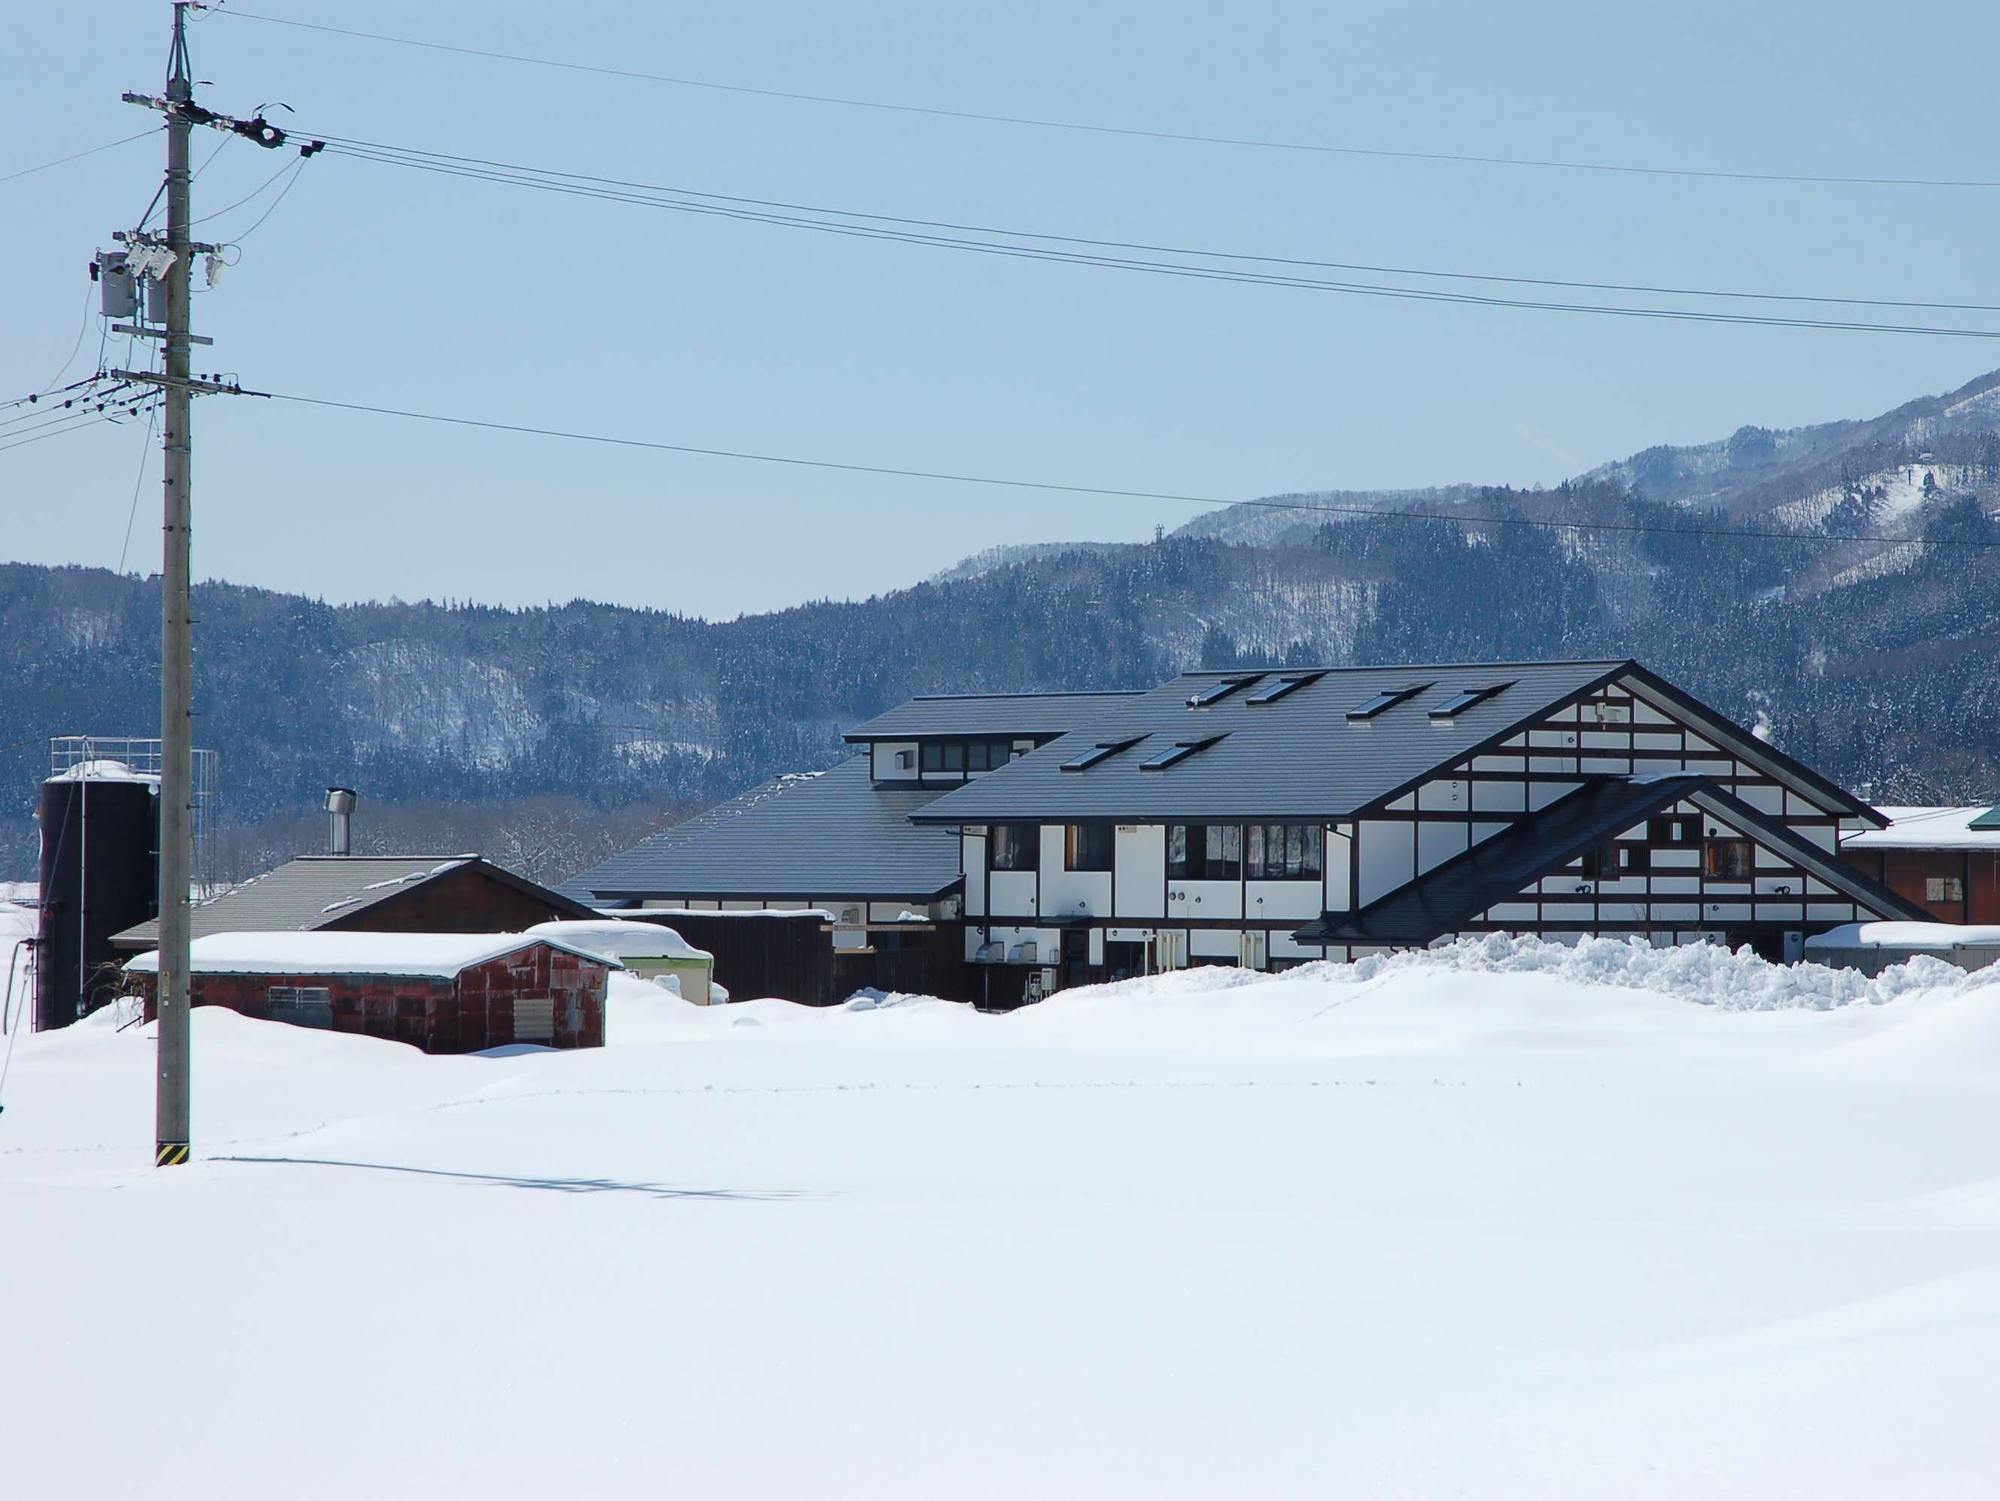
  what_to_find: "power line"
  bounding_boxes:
[0,400,161,454]
[312,140,2000,340]
[218,9,2000,191]
[258,387,2000,551]
[0,129,157,187]
[317,131,2000,317]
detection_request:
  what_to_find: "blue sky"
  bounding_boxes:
[5,1,1999,619]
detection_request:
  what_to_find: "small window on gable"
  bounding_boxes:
[1428,683,1515,719]
[1139,734,1226,770]
[1186,675,1261,708]
[1348,684,1431,720]
[1061,736,1142,772]
[1702,837,1754,882]
[1648,815,1699,848]
[1927,875,1966,903]
[1246,671,1325,706]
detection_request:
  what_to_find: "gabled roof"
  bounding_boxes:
[1298,777,1925,947]
[110,855,596,950]
[1844,805,2000,850]
[559,756,963,902]
[912,661,1629,824]
[843,690,1146,742]
[123,930,621,980]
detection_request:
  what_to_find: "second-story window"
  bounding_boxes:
[1246,823,1323,880]
[1167,824,1242,880]
[1064,824,1113,872]
[988,823,1038,872]
[922,740,1014,774]
[920,742,965,774]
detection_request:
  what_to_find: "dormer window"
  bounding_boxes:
[1347,683,1431,720]
[1186,675,1262,708]
[1246,671,1324,705]
[1061,736,1142,771]
[1428,683,1514,719]
[1138,734,1227,770]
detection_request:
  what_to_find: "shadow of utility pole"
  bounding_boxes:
[211,1155,806,1202]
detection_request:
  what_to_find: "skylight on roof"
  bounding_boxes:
[1347,683,1431,720]
[1060,736,1143,772]
[1185,675,1262,708]
[1138,733,1227,770]
[1428,682,1515,719]
[1246,671,1326,706]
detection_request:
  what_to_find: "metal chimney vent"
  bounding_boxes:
[324,786,356,856]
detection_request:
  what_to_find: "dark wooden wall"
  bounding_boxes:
[1843,848,2000,925]
[625,913,981,1007]
[327,865,592,937]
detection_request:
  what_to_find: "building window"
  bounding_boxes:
[966,739,1016,772]
[893,749,913,771]
[1647,815,1698,847]
[1168,824,1242,881]
[265,985,332,1028]
[988,823,1038,872]
[1927,875,1966,903]
[922,740,1013,773]
[1617,843,1650,875]
[1064,824,1113,872]
[1246,823,1323,880]
[1702,837,1754,881]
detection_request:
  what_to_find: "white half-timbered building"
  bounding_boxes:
[909,660,1923,994]
[568,660,1924,1004]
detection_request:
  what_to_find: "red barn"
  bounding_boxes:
[1842,806,2000,925]
[123,932,617,1053]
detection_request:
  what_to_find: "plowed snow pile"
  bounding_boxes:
[5,941,2000,1498]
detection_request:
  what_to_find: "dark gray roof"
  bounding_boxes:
[844,690,1146,742]
[110,855,591,949]
[1298,776,1925,946]
[561,756,963,902]
[912,661,1630,824]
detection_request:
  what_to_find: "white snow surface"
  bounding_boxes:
[6,938,2000,1497]
[1846,804,2000,850]
[525,917,712,960]
[121,929,624,978]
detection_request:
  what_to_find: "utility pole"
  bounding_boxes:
[152,1,196,1170]
[114,2,300,1167]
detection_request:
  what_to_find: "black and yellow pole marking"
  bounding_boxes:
[155,1141,190,1168]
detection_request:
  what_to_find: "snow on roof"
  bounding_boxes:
[622,907,839,921]
[1806,922,2000,952]
[1845,806,2000,850]
[44,759,157,785]
[525,919,712,961]
[123,931,624,980]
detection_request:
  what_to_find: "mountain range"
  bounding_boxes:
[5,367,1998,881]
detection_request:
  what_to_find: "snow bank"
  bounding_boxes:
[1335,932,1991,1010]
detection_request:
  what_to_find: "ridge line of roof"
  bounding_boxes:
[1175,657,1633,678]
[903,689,1149,702]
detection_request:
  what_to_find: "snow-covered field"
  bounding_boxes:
[6,939,2000,1497]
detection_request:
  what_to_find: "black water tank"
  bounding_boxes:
[35,769,159,1030]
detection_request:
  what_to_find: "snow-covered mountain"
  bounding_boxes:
[5,369,1999,878]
